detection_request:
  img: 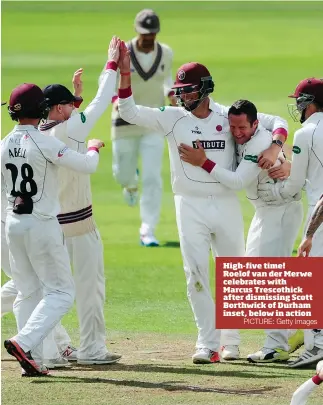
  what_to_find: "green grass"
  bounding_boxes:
[1,2,323,404]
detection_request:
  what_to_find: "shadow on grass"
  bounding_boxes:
[161,241,180,248]
[31,375,279,395]
[53,362,302,378]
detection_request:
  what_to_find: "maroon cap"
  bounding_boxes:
[9,83,45,114]
[289,78,323,103]
[172,62,211,88]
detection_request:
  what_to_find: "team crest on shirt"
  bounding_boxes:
[192,140,225,150]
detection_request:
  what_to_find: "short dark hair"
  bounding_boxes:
[228,99,258,125]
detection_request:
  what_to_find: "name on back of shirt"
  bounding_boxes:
[9,147,26,158]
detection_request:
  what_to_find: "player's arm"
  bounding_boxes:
[258,128,309,202]
[178,140,262,190]
[255,113,288,169]
[290,374,322,405]
[42,136,103,174]
[118,41,174,134]
[65,36,121,142]
[162,47,176,106]
[298,195,323,257]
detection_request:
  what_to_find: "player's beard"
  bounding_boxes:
[141,39,154,50]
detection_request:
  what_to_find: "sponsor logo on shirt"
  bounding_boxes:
[159,106,166,111]
[292,145,301,154]
[192,140,225,150]
[191,126,202,134]
[58,146,68,157]
[244,154,258,163]
[80,112,86,123]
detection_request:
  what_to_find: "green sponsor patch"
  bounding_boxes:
[244,154,258,163]
[159,106,166,111]
[292,145,301,154]
[80,112,86,123]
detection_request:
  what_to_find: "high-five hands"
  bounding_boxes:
[108,36,121,63]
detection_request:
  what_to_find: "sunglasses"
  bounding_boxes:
[175,85,199,95]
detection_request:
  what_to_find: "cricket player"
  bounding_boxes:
[178,99,304,362]
[298,195,323,257]
[1,83,105,376]
[259,78,323,367]
[37,36,123,365]
[290,360,323,405]
[117,42,289,363]
[100,9,175,247]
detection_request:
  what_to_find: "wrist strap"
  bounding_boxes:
[120,72,131,76]
[88,146,99,153]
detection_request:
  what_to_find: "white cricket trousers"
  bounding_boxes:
[1,220,17,315]
[304,206,323,351]
[246,201,304,351]
[112,133,164,235]
[1,220,71,358]
[5,214,75,364]
[66,229,107,359]
[174,193,245,352]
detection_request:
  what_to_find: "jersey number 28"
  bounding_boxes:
[5,163,38,197]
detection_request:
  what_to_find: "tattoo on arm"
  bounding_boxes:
[306,196,323,238]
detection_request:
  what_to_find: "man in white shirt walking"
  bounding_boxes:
[116,42,290,364]
[102,9,175,247]
[259,77,323,368]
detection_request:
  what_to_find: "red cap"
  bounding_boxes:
[9,83,45,114]
[172,62,211,89]
[289,78,323,103]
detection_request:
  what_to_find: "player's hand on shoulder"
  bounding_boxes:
[258,145,280,170]
[73,68,83,97]
[87,139,105,150]
[108,35,121,63]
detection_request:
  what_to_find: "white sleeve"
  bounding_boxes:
[279,128,309,198]
[163,49,174,97]
[208,139,264,190]
[66,64,117,142]
[42,136,99,174]
[118,95,176,134]
[221,104,288,134]
[290,378,318,405]
[256,112,288,135]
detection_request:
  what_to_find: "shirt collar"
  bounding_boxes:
[14,125,37,130]
[302,112,323,126]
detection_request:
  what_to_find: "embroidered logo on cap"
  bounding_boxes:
[178,70,186,81]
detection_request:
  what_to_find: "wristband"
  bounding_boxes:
[118,87,132,98]
[273,128,288,139]
[312,375,323,385]
[201,159,216,173]
[105,61,118,71]
[88,147,99,153]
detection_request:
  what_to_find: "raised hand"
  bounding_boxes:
[72,68,83,97]
[118,40,131,74]
[108,36,121,63]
